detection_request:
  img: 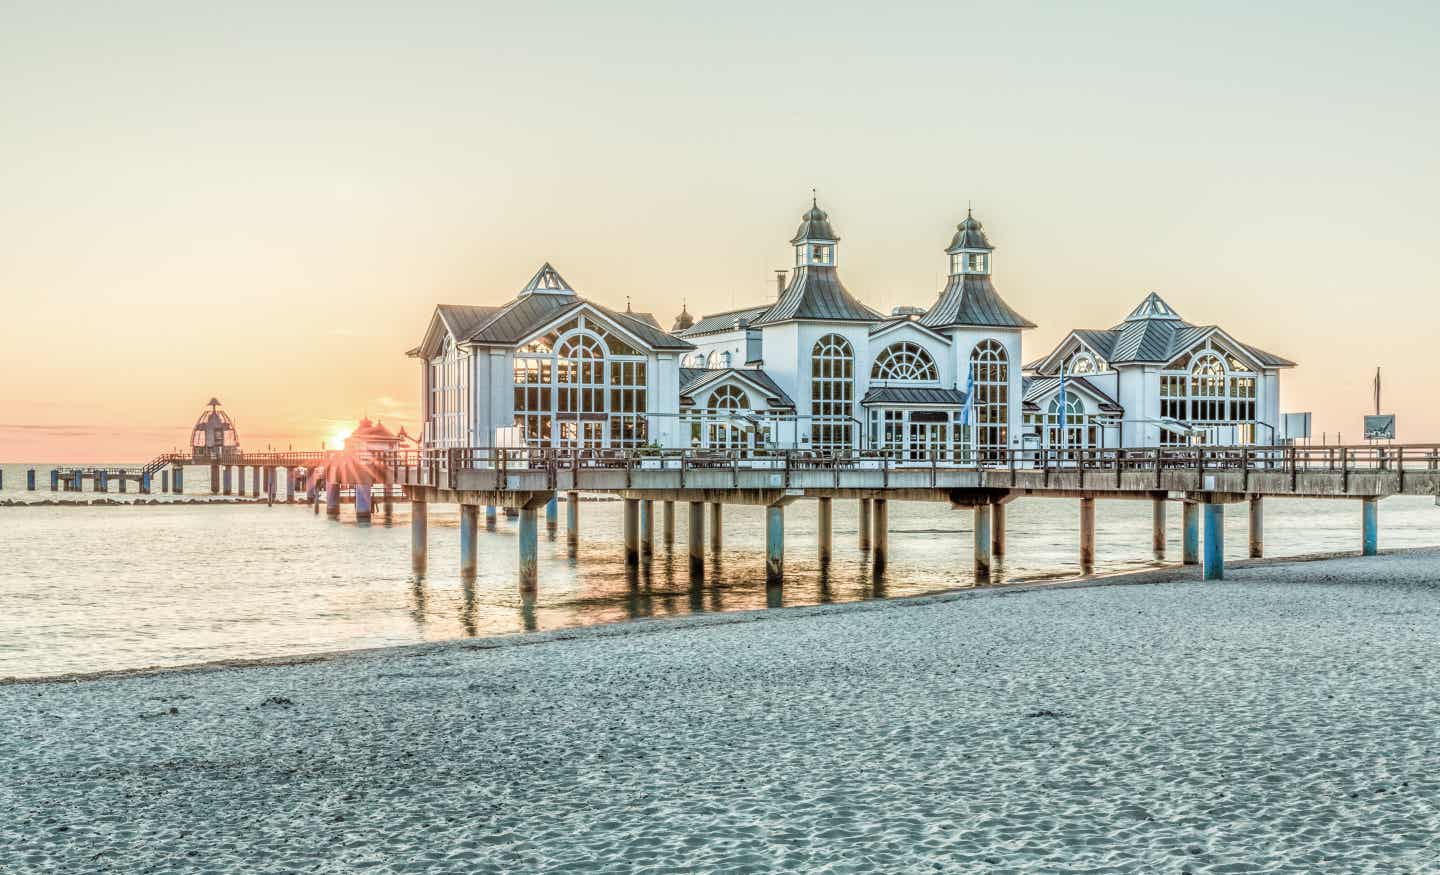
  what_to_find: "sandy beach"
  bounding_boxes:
[5,551,1440,873]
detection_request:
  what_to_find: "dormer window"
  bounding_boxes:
[967,253,988,273]
[811,244,833,265]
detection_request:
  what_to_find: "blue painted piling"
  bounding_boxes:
[353,483,370,521]
[50,470,59,491]
[1202,503,1224,580]
[173,467,183,494]
[765,504,785,584]
[546,495,558,530]
[325,482,340,518]
[566,491,579,543]
[222,466,232,496]
[518,506,539,591]
[485,505,497,528]
[97,470,108,493]
[1362,498,1378,556]
[27,469,36,491]
[141,472,152,494]
[1182,502,1199,565]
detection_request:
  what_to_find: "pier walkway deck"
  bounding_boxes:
[392,444,1440,587]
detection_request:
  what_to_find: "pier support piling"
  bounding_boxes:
[766,504,785,584]
[662,500,675,546]
[974,503,992,581]
[50,470,59,491]
[27,469,36,491]
[1362,497,1378,556]
[688,501,705,575]
[118,473,126,493]
[210,464,220,494]
[858,498,872,551]
[485,505,497,529]
[141,472,151,494]
[381,470,392,517]
[354,483,372,522]
[252,468,260,499]
[1153,496,1167,560]
[1248,497,1264,559]
[411,500,428,575]
[172,468,183,494]
[1203,503,1225,580]
[459,504,478,578]
[325,482,340,518]
[222,466,232,496]
[1079,497,1096,574]
[641,499,654,557]
[872,499,889,573]
[566,491,579,542]
[518,506,539,592]
[266,468,276,506]
[992,501,1006,559]
[161,470,170,494]
[546,495,558,532]
[817,497,833,563]
[1182,502,1199,565]
[623,498,640,567]
[709,503,723,554]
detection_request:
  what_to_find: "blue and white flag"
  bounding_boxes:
[960,360,975,426]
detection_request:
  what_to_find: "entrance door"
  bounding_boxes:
[907,421,947,462]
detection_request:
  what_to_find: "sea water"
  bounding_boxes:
[2,462,1437,678]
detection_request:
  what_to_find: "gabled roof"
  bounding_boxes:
[520,262,575,295]
[681,305,772,337]
[1023,375,1123,414]
[680,368,796,408]
[868,316,952,346]
[918,273,1035,330]
[751,266,882,326]
[1029,293,1296,373]
[467,294,584,345]
[861,386,966,406]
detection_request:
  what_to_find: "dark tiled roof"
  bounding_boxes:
[436,304,502,339]
[1023,376,1123,414]
[946,212,993,251]
[681,305,772,337]
[861,386,966,406]
[1072,329,1118,359]
[752,266,882,326]
[1242,344,1296,368]
[791,204,839,243]
[918,273,1035,330]
[680,368,795,408]
[463,295,693,350]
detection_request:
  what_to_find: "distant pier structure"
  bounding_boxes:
[37,399,403,516]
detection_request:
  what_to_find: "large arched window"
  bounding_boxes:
[1044,394,1095,451]
[1159,342,1258,443]
[968,339,1009,462]
[811,334,854,452]
[706,385,748,449]
[871,342,938,382]
[513,316,649,448]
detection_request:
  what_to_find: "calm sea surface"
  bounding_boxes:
[3,461,1438,679]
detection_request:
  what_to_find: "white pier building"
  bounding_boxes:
[411,201,1293,459]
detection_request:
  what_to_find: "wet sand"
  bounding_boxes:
[5,551,1440,872]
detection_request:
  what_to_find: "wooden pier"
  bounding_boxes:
[391,444,1440,588]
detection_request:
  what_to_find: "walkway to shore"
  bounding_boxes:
[5,552,1440,872]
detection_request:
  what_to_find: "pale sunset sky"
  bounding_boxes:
[2,1,1438,461]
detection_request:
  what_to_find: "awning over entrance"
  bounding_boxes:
[861,386,966,406]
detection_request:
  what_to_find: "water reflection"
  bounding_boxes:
[10,492,1440,678]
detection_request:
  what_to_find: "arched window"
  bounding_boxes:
[513,317,648,449]
[706,350,724,369]
[1159,342,1258,443]
[705,385,748,448]
[811,334,854,452]
[871,342,939,382]
[709,385,746,410]
[1044,394,1094,451]
[968,339,1009,462]
[1066,352,1099,375]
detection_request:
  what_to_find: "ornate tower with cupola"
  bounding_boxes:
[946,209,993,277]
[791,199,839,268]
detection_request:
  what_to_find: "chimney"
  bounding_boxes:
[774,270,787,298]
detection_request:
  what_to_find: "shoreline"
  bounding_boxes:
[6,544,1425,688]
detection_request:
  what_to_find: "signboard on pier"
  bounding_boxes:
[1363,415,1396,441]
